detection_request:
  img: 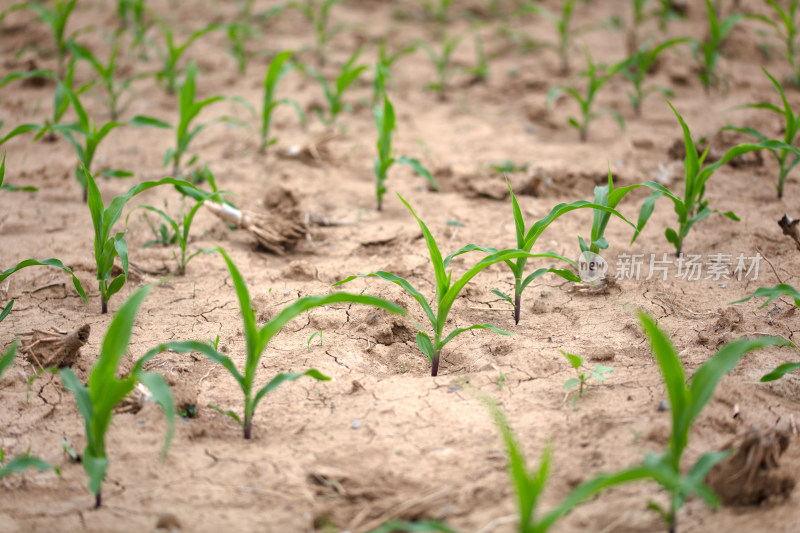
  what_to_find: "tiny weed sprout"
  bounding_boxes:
[730,283,800,308]
[522,0,575,75]
[546,49,625,142]
[261,51,305,153]
[373,82,439,211]
[128,189,222,275]
[621,38,689,116]
[69,40,148,120]
[27,0,77,77]
[143,247,405,439]
[748,1,800,85]
[336,195,565,377]
[302,47,367,125]
[367,520,457,533]
[578,167,650,256]
[140,61,254,175]
[0,152,36,193]
[560,350,613,405]
[59,285,175,508]
[726,67,800,198]
[691,0,743,92]
[155,21,219,94]
[0,446,58,482]
[307,330,322,351]
[420,35,461,101]
[497,181,633,325]
[84,166,199,313]
[634,102,800,256]
[636,311,791,532]
[466,33,489,83]
[289,0,341,65]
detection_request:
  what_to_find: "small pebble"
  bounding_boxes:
[351,420,361,429]
[283,289,290,296]
[447,385,461,393]
[658,400,670,412]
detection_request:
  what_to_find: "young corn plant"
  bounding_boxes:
[143,247,405,439]
[59,284,175,508]
[302,47,367,125]
[635,311,791,533]
[465,33,489,83]
[84,166,198,313]
[373,85,438,211]
[546,49,625,142]
[69,40,148,120]
[748,0,800,85]
[117,0,150,53]
[421,0,454,24]
[27,0,77,77]
[140,61,253,175]
[725,67,800,198]
[372,39,417,104]
[621,38,689,116]
[691,0,743,92]
[634,102,800,255]
[560,350,613,406]
[521,0,576,75]
[420,35,461,101]
[335,194,572,377]
[261,51,305,153]
[225,21,256,74]
[154,21,220,94]
[289,0,341,64]
[497,181,634,325]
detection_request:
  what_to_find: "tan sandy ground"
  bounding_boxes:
[1,0,799,532]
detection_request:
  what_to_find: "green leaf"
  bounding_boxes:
[129,115,172,129]
[416,331,434,362]
[0,258,88,303]
[564,377,580,390]
[561,350,583,370]
[335,271,434,328]
[441,324,512,347]
[208,404,243,426]
[252,369,330,410]
[761,362,800,382]
[730,284,800,308]
[397,156,440,191]
[0,300,13,323]
[0,339,18,379]
[0,455,55,481]
[135,371,175,461]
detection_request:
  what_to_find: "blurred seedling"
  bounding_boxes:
[634,311,791,532]
[465,33,489,83]
[307,331,322,351]
[261,50,305,152]
[225,21,256,74]
[0,427,58,482]
[560,350,613,406]
[154,20,220,93]
[747,0,800,85]
[139,61,253,175]
[138,211,178,248]
[373,77,439,211]
[59,284,175,508]
[731,283,800,309]
[620,37,689,116]
[420,35,461,101]
[83,165,200,313]
[27,0,79,78]
[489,160,529,174]
[546,49,625,142]
[288,0,342,65]
[372,39,416,103]
[521,0,576,75]
[495,181,633,325]
[143,247,405,439]
[421,0,454,24]
[655,0,686,31]
[301,47,367,125]
[691,0,743,92]
[336,194,566,376]
[725,67,800,198]
[634,102,800,255]
[117,0,150,54]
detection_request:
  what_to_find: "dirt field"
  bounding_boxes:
[1,0,800,532]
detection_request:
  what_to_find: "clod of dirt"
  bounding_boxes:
[276,135,334,166]
[436,168,508,200]
[366,315,415,346]
[779,214,800,251]
[697,307,743,347]
[568,277,618,295]
[706,426,796,506]
[154,512,182,532]
[282,260,317,281]
[20,325,90,368]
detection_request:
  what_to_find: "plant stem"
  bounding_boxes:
[101,296,108,315]
[514,292,521,325]
[95,489,102,509]
[244,412,252,439]
[431,348,440,376]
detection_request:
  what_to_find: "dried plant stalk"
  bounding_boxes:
[778,214,800,251]
[204,201,307,255]
[21,324,90,368]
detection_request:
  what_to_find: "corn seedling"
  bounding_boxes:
[27,0,77,77]
[691,0,743,92]
[655,0,685,31]
[138,211,178,248]
[225,21,256,74]
[154,21,220,94]
[261,51,305,152]
[546,49,625,142]
[117,0,150,53]
[0,443,57,482]
[420,35,461,101]
[69,40,148,120]
[139,61,253,175]
[634,102,800,255]
[421,0,454,24]
[59,284,175,508]
[465,33,489,83]
[636,311,791,532]
[143,247,405,439]
[560,350,613,406]
[307,331,322,351]
[288,0,341,64]
[621,38,689,116]
[521,0,576,75]
[301,47,367,124]
[748,0,800,85]
[128,189,223,275]
[335,194,571,376]
[731,283,800,309]
[372,39,417,103]
[373,85,439,211]
[725,68,800,198]
[496,181,634,325]
[84,166,198,313]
